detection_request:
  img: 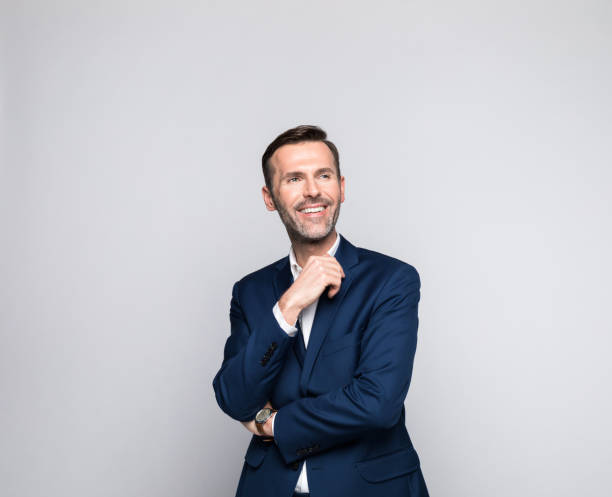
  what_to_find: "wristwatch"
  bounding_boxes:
[255,407,277,436]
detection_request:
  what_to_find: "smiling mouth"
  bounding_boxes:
[297,205,328,217]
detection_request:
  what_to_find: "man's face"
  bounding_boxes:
[262,141,345,243]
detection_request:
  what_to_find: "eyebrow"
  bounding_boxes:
[282,167,335,179]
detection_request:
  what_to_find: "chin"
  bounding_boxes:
[302,228,334,241]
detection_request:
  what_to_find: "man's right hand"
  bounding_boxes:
[278,254,345,327]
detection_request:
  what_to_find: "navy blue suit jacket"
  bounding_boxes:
[213,234,429,497]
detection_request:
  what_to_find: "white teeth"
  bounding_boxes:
[300,206,325,213]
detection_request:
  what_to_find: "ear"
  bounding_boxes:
[340,175,345,203]
[262,185,277,211]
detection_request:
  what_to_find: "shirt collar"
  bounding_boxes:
[289,232,341,277]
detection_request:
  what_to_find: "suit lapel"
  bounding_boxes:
[300,235,359,392]
[272,234,360,394]
[273,255,293,301]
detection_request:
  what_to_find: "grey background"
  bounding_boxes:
[2,1,611,496]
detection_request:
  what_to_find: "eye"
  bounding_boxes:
[321,174,331,179]
[288,177,299,183]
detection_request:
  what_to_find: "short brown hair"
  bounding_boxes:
[262,125,341,195]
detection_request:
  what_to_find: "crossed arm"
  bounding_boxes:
[212,281,295,422]
[212,265,421,465]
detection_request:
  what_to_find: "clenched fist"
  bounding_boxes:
[278,253,345,326]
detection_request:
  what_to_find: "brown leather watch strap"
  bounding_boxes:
[256,409,277,435]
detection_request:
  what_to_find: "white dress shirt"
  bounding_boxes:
[270,231,341,493]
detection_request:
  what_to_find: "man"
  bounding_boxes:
[213,125,429,497]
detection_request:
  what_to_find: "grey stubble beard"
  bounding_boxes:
[272,192,341,246]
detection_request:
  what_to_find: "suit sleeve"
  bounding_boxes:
[212,281,296,422]
[273,265,421,464]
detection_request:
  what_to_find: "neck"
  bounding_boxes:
[290,230,338,268]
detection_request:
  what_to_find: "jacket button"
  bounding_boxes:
[291,461,300,470]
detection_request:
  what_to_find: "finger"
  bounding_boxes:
[328,285,340,298]
[304,258,345,283]
[318,258,345,278]
[327,278,342,298]
[241,420,256,434]
[326,257,345,277]
[319,270,342,290]
[311,254,342,267]
[328,268,344,285]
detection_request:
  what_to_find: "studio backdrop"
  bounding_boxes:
[1,1,611,496]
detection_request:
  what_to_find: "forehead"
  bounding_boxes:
[269,141,335,175]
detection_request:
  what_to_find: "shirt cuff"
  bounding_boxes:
[272,302,298,337]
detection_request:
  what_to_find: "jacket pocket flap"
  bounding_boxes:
[244,437,270,468]
[355,446,420,482]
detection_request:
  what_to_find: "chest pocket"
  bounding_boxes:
[321,332,362,356]
[310,331,362,392]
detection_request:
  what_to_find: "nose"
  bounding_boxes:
[303,175,320,197]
